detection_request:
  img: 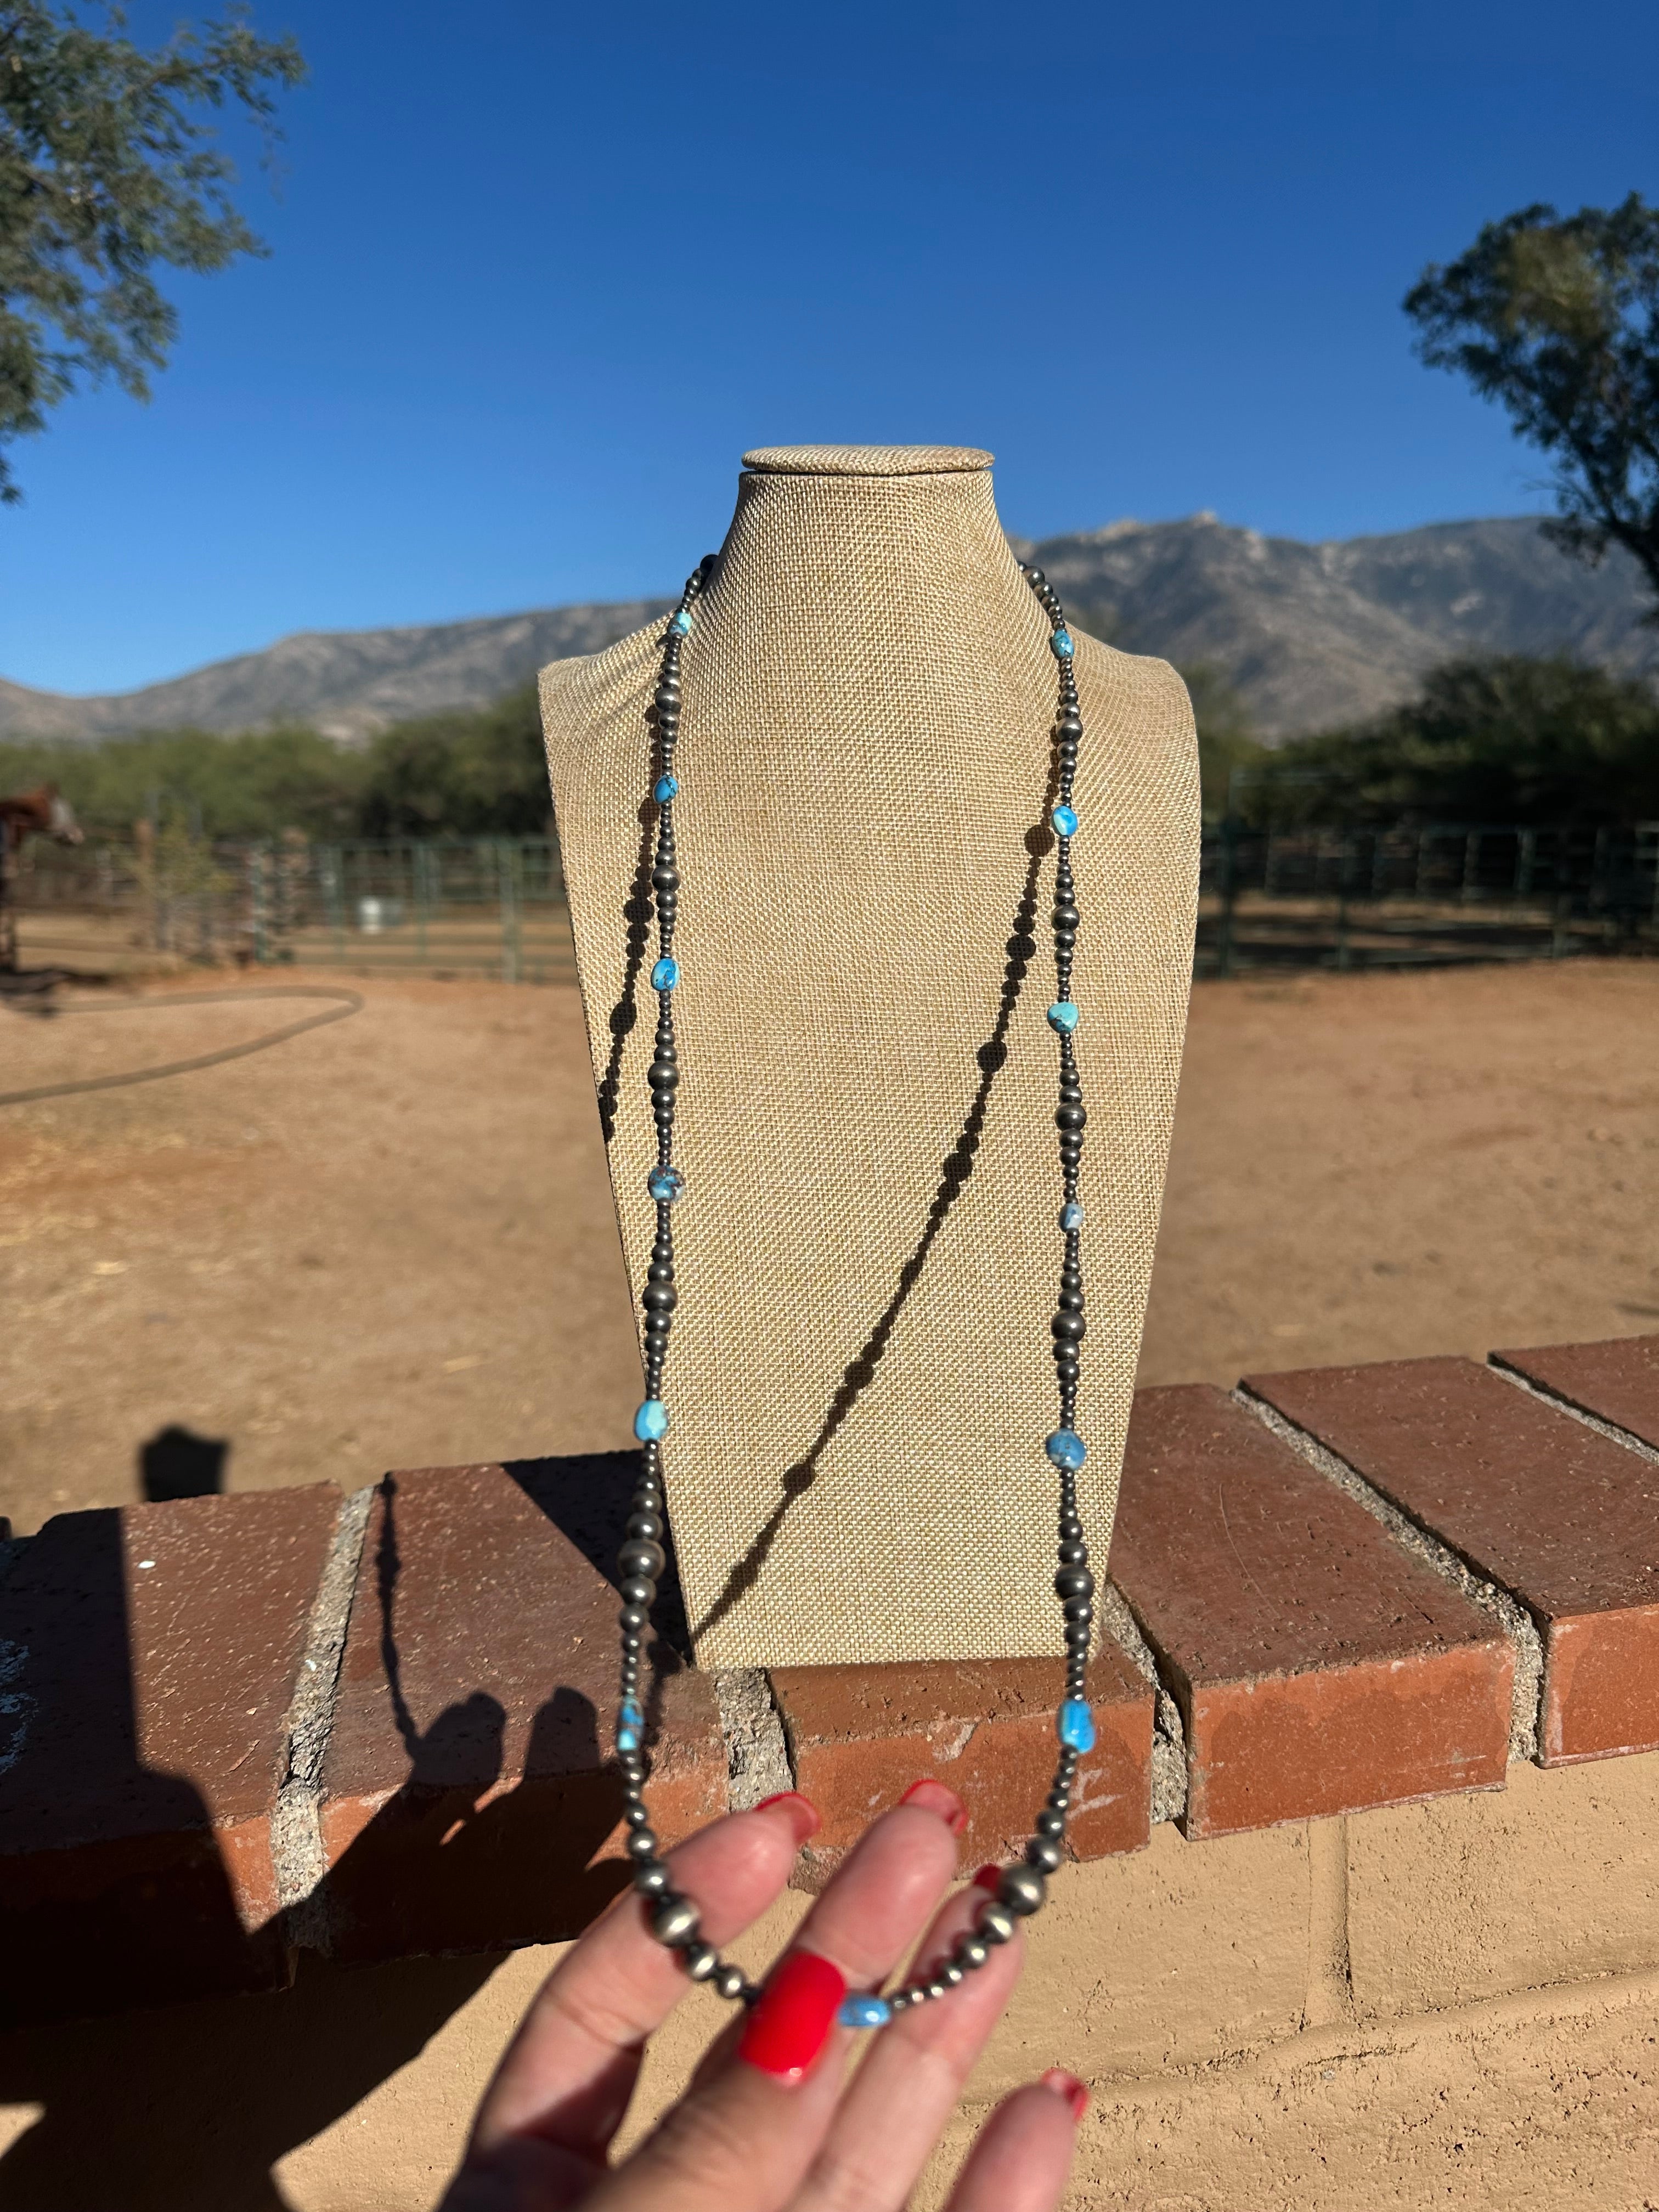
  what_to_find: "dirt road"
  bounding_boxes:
[2,960,1655,1534]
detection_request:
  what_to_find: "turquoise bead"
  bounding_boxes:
[1046,1429,1086,1469]
[1052,803,1078,837]
[1058,1699,1096,1752]
[651,956,679,991]
[1047,1000,1079,1034]
[634,1399,669,1442]
[1051,629,1075,658]
[669,608,692,635]
[838,1993,893,2029]
[617,1725,641,1753]
[654,774,679,803]
[620,1698,645,1729]
[1060,1201,1084,1231]
[648,1166,684,1202]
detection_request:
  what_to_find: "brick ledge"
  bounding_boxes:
[2,1331,1656,2024]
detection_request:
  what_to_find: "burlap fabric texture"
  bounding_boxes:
[541,447,1199,1669]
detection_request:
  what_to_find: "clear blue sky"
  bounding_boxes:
[6,0,1658,694]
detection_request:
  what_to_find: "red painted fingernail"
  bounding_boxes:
[737,1950,847,2085]
[900,1778,967,1834]
[1041,2068,1089,2123]
[973,1863,1003,1892]
[754,1791,821,1842]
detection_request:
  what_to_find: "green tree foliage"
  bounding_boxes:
[353,684,552,837]
[7,661,1651,844]
[1177,661,1264,815]
[0,684,553,838]
[1256,657,1659,827]
[0,2,304,500]
[1405,196,1659,613]
[0,723,366,836]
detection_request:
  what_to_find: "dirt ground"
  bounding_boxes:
[2,958,1657,1537]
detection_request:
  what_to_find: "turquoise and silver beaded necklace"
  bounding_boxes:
[609,557,1098,2025]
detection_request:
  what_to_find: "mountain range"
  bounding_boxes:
[0,600,670,748]
[4,516,1654,746]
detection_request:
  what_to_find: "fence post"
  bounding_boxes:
[500,840,522,984]
[319,847,345,962]
[246,844,272,964]
[1216,814,1239,979]
[1591,825,1611,938]
[414,843,432,964]
[1334,830,1354,972]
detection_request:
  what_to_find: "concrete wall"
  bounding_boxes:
[6,1752,1658,2210]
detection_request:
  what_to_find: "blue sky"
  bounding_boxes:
[6,0,1659,694]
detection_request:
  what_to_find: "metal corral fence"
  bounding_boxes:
[11,823,1659,984]
[12,836,575,983]
[1199,819,1659,977]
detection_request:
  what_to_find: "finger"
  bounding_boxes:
[944,2074,1085,2212]
[589,1781,967,2212]
[792,1868,1025,2211]
[679,1778,970,2107]
[468,1793,819,2167]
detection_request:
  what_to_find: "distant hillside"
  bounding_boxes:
[0,600,670,747]
[3,516,1654,745]
[1026,514,1658,736]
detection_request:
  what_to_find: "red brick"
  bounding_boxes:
[770,1649,1151,1887]
[1494,1334,1659,1453]
[317,1458,726,1961]
[1248,1356,1659,1766]
[1110,1387,1513,1838]
[0,1486,339,2024]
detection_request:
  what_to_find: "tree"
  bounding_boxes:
[1261,656,1659,827]
[1404,196,1659,616]
[356,686,555,838]
[0,723,367,837]
[0,2,304,500]
[1176,661,1263,816]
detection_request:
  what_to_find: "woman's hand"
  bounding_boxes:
[443,1779,1086,2212]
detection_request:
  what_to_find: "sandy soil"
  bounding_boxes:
[1141,957,1659,1384]
[2,959,1657,1537]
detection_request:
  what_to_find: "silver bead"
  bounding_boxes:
[978,1900,1017,1945]
[625,1827,661,1860]
[714,1962,747,2001]
[956,1936,990,1971]
[940,1961,965,1987]
[1026,1836,1064,1874]
[926,1978,949,2001]
[632,1858,672,1896]
[684,1943,719,1981]
[650,1894,701,1947]
[1000,1865,1047,1917]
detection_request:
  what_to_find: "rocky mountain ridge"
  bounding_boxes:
[1028,514,1656,736]
[0,600,670,747]
[3,516,1653,745]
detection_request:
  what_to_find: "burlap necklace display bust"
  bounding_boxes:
[540,445,1198,1671]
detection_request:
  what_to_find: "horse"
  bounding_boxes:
[0,785,84,972]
